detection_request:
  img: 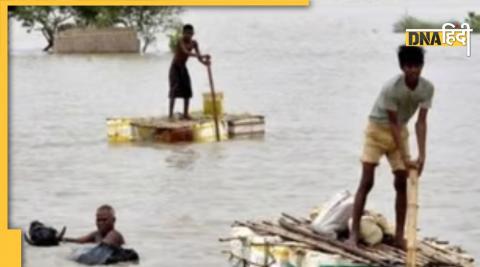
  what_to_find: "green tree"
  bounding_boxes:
[393,15,446,33]
[10,6,183,53]
[9,6,74,51]
[71,6,122,28]
[465,12,480,33]
[168,23,183,53]
[117,6,183,53]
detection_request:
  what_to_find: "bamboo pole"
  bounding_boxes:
[406,169,419,267]
[206,64,221,142]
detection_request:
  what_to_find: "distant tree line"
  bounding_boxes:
[393,11,480,33]
[465,12,480,32]
[8,6,183,52]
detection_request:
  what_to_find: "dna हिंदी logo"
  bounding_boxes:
[405,23,473,57]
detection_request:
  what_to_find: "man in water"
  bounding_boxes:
[169,23,211,120]
[347,46,434,249]
[63,204,125,248]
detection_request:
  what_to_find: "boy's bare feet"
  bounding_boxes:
[393,237,407,250]
[345,235,359,248]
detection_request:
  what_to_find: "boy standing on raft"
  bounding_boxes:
[169,24,211,120]
[347,46,434,249]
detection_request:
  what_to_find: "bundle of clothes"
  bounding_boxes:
[310,190,395,246]
[24,221,139,265]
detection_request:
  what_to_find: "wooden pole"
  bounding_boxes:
[406,169,420,267]
[206,64,221,142]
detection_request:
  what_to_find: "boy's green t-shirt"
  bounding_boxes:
[369,74,434,125]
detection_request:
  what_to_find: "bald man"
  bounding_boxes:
[63,205,125,248]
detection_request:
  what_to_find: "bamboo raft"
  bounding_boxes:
[221,213,474,267]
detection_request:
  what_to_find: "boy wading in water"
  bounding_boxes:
[169,24,210,120]
[347,46,434,249]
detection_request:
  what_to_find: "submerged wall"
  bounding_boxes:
[54,27,140,53]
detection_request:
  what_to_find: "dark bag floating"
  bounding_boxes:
[73,243,139,265]
[24,220,66,246]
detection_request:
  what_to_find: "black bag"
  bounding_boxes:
[74,243,139,265]
[24,220,66,246]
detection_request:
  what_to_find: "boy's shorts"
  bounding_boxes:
[361,121,410,171]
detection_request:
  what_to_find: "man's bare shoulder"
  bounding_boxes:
[104,229,125,246]
[107,229,123,239]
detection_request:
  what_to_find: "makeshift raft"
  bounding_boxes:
[221,213,474,267]
[107,91,265,143]
[106,113,265,143]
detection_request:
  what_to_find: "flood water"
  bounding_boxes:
[9,1,480,266]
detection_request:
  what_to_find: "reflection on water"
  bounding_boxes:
[9,1,480,267]
[164,147,200,170]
